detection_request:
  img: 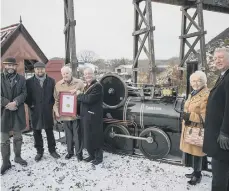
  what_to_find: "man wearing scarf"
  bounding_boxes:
[1,57,27,175]
[26,62,60,162]
[53,66,84,160]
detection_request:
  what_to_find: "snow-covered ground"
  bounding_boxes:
[1,132,212,191]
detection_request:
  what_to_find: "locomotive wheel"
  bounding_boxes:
[138,127,171,160]
[100,73,128,109]
[104,124,130,151]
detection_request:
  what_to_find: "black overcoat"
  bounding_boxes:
[203,69,229,161]
[25,75,55,130]
[78,80,104,151]
[1,73,27,132]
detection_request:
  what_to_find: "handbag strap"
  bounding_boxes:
[198,114,204,129]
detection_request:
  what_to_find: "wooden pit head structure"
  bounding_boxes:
[63,0,229,83]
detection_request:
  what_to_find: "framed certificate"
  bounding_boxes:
[59,92,77,117]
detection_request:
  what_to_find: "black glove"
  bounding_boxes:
[217,132,229,150]
[182,112,191,125]
[182,112,190,121]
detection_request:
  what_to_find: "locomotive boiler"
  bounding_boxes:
[100,73,185,162]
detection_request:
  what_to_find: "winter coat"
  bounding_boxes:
[53,78,84,121]
[78,80,104,151]
[203,69,229,161]
[1,73,27,132]
[180,87,209,157]
[25,75,55,130]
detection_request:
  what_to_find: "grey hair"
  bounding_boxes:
[84,67,94,74]
[61,65,72,74]
[214,47,229,60]
[190,70,207,85]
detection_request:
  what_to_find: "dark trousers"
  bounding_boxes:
[33,129,56,154]
[211,158,229,191]
[63,120,82,156]
[192,156,202,172]
[87,147,103,162]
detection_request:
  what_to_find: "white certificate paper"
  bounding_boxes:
[61,95,74,113]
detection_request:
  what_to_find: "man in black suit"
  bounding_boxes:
[203,48,229,191]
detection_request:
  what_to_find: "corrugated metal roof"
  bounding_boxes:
[1,23,20,45]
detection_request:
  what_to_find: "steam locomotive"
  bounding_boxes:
[55,62,210,169]
[100,73,185,163]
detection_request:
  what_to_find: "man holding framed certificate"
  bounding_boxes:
[53,66,84,160]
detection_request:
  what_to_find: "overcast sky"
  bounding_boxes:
[1,0,229,60]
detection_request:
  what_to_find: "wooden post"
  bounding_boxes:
[132,0,156,84]
[179,1,207,73]
[64,0,78,77]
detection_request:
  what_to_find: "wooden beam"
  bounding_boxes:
[146,0,156,84]
[182,7,200,30]
[179,31,206,39]
[185,10,198,34]
[180,36,200,66]
[185,39,198,56]
[63,21,69,34]
[134,3,149,27]
[132,27,149,36]
[133,32,148,68]
[138,6,146,29]
[138,37,150,59]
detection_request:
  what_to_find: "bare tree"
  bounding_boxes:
[109,58,132,71]
[78,50,98,63]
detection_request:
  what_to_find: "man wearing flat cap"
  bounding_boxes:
[1,57,27,175]
[25,61,60,162]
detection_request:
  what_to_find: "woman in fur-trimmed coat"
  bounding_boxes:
[180,71,209,185]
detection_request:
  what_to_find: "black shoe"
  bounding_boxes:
[65,154,74,159]
[76,154,83,161]
[91,159,102,165]
[188,175,202,185]
[1,161,11,175]
[50,151,60,159]
[14,156,27,166]
[35,153,43,162]
[185,172,194,178]
[84,156,95,162]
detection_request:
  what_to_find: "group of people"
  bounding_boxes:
[1,59,104,175]
[1,47,229,191]
[180,47,229,191]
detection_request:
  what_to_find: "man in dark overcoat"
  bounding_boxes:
[1,57,27,175]
[203,48,229,191]
[26,62,60,161]
[78,67,104,165]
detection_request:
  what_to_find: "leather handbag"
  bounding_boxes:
[184,114,204,147]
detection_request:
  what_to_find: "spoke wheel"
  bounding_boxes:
[138,127,171,160]
[104,124,130,151]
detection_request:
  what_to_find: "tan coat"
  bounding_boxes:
[53,78,84,121]
[180,87,209,157]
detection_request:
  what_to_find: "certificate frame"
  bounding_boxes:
[59,92,77,117]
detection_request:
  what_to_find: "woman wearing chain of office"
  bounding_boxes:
[180,70,209,185]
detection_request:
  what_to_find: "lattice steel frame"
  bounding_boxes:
[132,0,156,84]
